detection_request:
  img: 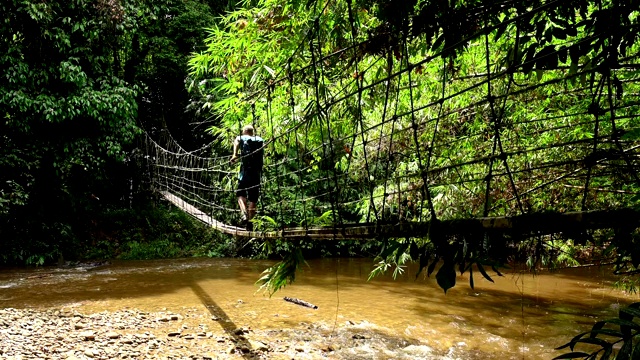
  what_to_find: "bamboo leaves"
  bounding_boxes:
[553,302,640,360]
[257,247,307,295]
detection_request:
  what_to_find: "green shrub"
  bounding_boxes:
[85,202,233,260]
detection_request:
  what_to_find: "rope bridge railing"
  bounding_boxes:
[146,0,640,241]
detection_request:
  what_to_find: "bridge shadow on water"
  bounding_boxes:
[189,282,255,359]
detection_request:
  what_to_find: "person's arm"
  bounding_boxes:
[230,136,240,163]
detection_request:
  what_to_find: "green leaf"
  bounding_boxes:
[605,318,640,331]
[263,65,276,78]
[416,250,431,279]
[494,23,508,41]
[622,128,640,140]
[569,60,579,76]
[380,240,402,259]
[552,27,567,40]
[260,215,277,226]
[631,341,640,360]
[432,34,445,51]
[557,331,589,350]
[476,263,494,283]
[620,307,640,320]
[537,45,558,69]
[522,43,537,73]
[551,352,590,359]
[436,261,456,294]
[535,20,546,40]
[558,46,568,64]
[618,340,633,360]
[409,241,419,261]
[394,242,411,264]
[570,43,582,63]
[574,337,610,347]
[491,265,503,277]
[590,328,623,339]
[427,258,438,277]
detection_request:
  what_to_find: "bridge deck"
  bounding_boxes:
[160,191,640,240]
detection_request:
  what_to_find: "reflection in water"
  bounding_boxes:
[0,258,637,359]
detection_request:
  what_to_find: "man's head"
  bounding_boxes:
[242,124,255,136]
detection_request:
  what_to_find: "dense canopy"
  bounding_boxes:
[179,0,640,292]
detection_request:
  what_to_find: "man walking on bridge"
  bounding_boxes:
[230,125,264,229]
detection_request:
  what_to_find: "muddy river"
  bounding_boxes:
[0,258,637,359]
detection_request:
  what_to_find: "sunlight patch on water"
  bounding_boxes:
[0,282,17,289]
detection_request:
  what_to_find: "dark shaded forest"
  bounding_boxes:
[1,0,237,264]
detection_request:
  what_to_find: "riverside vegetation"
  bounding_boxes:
[2,0,640,358]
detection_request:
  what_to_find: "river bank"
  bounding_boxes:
[0,306,446,360]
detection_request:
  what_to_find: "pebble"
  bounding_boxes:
[249,339,269,351]
[79,331,95,341]
[0,307,442,359]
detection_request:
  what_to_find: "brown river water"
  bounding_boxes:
[0,257,638,359]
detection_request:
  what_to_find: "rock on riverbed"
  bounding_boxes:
[0,307,451,359]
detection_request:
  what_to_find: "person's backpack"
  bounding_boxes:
[239,135,264,171]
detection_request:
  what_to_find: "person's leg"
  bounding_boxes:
[237,196,249,220]
[236,177,249,222]
[246,180,261,221]
[247,201,257,220]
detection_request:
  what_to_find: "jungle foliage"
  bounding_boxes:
[2,1,640,358]
[2,0,640,309]
[86,201,235,261]
[0,0,233,264]
[187,0,640,295]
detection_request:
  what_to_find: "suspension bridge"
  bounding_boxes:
[145,0,640,243]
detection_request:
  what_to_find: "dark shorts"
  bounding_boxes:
[236,173,261,203]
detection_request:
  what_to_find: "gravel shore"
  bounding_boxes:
[0,307,444,359]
